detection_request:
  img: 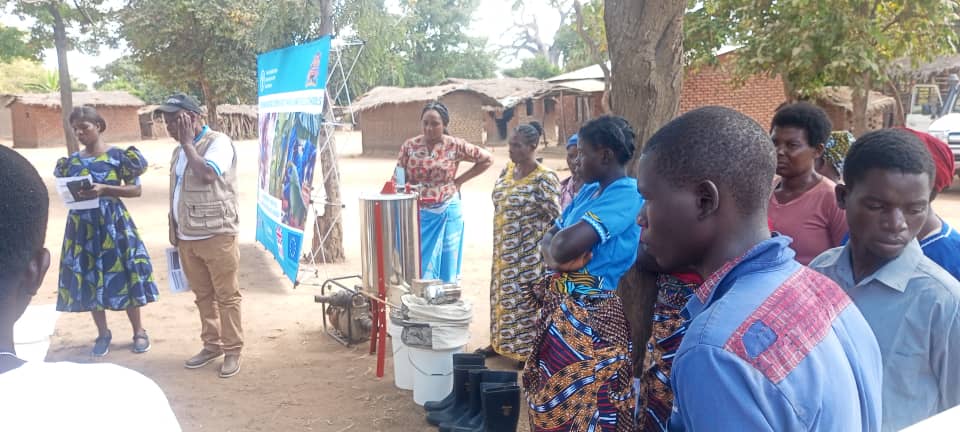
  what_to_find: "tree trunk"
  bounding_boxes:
[48,2,77,155]
[780,80,793,105]
[309,0,346,264]
[208,103,220,130]
[884,77,906,127]
[605,0,684,176]
[616,264,660,377]
[852,76,872,137]
[199,78,220,130]
[319,0,333,34]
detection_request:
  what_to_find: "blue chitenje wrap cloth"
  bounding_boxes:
[419,195,464,283]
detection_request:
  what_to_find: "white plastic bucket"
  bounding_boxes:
[388,317,414,390]
[408,345,465,406]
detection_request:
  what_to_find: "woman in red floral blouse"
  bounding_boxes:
[396,101,493,283]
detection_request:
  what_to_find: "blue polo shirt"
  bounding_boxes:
[920,218,960,281]
[669,236,883,431]
[556,176,642,291]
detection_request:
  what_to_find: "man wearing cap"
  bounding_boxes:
[157,93,243,378]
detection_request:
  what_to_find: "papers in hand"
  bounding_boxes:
[165,248,191,294]
[55,175,99,210]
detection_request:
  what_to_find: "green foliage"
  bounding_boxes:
[399,0,496,85]
[330,0,407,104]
[0,59,48,93]
[553,0,605,71]
[685,1,960,98]
[118,0,495,109]
[21,69,87,93]
[93,57,179,104]
[120,0,259,108]
[0,25,39,61]
[504,55,562,79]
[0,0,115,54]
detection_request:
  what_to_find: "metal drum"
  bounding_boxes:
[359,193,421,303]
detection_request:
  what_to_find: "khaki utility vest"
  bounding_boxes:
[168,129,239,243]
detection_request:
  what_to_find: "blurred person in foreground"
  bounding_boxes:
[0,145,180,431]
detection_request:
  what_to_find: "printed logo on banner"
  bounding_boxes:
[286,233,301,262]
[255,36,331,282]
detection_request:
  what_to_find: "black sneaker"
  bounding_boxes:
[92,330,112,357]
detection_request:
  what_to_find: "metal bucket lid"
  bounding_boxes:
[359,192,418,202]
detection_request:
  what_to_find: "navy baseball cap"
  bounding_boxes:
[156,93,202,114]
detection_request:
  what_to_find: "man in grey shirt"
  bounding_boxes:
[810,129,960,431]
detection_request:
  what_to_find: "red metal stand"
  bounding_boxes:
[369,201,388,378]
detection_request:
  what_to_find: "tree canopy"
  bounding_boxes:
[115,0,496,116]
[503,55,562,79]
[93,56,179,104]
[0,25,38,62]
[0,59,48,93]
[120,0,259,127]
[398,0,496,86]
[685,0,960,134]
[553,0,605,72]
[0,0,114,54]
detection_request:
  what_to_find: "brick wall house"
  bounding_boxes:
[351,78,555,155]
[550,53,786,140]
[5,91,144,149]
[483,97,559,147]
[352,90,493,155]
[679,54,785,128]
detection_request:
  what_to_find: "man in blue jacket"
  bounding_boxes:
[635,106,882,431]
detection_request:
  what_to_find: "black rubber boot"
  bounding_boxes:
[425,353,486,412]
[440,370,518,432]
[426,366,488,426]
[452,385,522,432]
[445,381,514,431]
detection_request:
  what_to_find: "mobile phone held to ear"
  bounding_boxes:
[66,179,94,201]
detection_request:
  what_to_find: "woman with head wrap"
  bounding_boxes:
[559,133,583,210]
[902,127,960,280]
[395,101,493,283]
[477,121,561,364]
[817,131,855,183]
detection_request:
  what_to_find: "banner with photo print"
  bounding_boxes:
[256,36,330,282]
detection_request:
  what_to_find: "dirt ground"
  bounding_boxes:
[16,132,960,432]
[18,131,550,432]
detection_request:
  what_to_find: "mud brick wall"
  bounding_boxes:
[358,92,488,155]
[484,98,560,147]
[558,93,604,145]
[680,55,786,129]
[11,104,142,149]
[440,91,485,146]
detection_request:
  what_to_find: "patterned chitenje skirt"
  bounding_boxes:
[523,273,635,432]
[636,273,698,432]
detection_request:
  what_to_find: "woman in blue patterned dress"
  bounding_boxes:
[54,106,158,357]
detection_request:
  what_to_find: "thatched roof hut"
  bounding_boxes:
[890,54,960,82]
[350,77,560,153]
[442,77,555,110]
[813,86,896,131]
[349,77,554,114]
[348,84,491,113]
[5,91,145,108]
[3,91,144,148]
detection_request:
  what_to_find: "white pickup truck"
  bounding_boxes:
[907,75,960,172]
